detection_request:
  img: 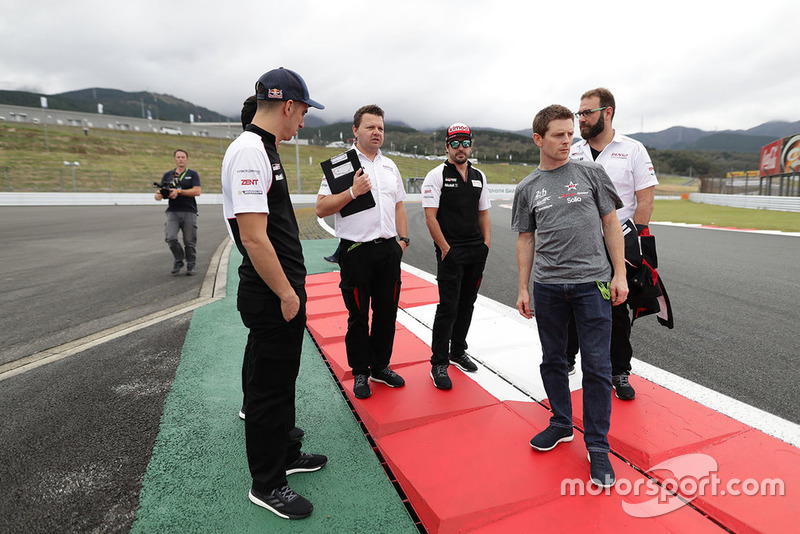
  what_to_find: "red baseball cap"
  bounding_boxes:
[446,122,472,141]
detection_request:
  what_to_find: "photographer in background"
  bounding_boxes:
[154,149,202,275]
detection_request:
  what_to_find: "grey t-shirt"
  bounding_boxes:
[511,160,623,284]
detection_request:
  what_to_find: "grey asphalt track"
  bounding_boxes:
[0,204,230,534]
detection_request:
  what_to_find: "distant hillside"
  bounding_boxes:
[739,120,800,139]
[0,88,232,123]
[673,132,776,152]
[630,126,708,150]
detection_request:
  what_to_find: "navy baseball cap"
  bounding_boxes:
[255,67,324,110]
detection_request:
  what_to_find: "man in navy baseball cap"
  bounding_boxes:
[223,65,327,520]
[256,67,324,110]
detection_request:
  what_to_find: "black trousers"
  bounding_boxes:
[338,238,402,377]
[238,288,306,493]
[567,302,633,376]
[430,243,488,366]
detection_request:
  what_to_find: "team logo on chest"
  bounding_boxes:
[561,180,587,203]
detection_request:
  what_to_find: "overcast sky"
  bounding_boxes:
[1,1,796,135]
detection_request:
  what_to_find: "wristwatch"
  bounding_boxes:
[398,236,410,245]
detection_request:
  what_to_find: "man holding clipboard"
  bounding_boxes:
[315,104,409,400]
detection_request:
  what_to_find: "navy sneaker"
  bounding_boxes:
[430,364,452,390]
[249,485,312,520]
[449,353,478,372]
[370,367,405,387]
[353,374,371,399]
[588,451,616,488]
[612,374,636,400]
[286,451,327,475]
[530,425,574,451]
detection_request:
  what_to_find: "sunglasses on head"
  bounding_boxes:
[448,139,472,148]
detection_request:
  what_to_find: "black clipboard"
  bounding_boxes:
[320,149,376,217]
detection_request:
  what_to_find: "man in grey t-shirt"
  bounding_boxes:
[512,105,627,489]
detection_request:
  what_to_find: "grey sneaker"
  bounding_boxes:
[612,374,635,400]
[449,353,478,372]
[588,451,616,488]
[529,425,574,451]
[430,364,452,390]
[353,374,371,399]
[171,260,184,274]
[370,367,405,387]
[249,485,313,520]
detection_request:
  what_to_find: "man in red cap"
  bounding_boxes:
[421,123,491,389]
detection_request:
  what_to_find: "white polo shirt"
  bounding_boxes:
[570,132,658,223]
[221,131,274,222]
[318,144,406,241]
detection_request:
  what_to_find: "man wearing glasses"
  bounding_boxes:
[421,123,491,389]
[569,88,659,400]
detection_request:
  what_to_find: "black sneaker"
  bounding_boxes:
[171,260,184,274]
[449,353,478,372]
[430,364,452,390]
[238,407,245,420]
[323,254,338,264]
[588,451,616,488]
[286,451,327,475]
[186,264,196,276]
[353,374,371,399]
[370,367,405,387]
[529,425,574,451]
[249,485,313,520]
[567,363,576,376]
[612,374,636,400]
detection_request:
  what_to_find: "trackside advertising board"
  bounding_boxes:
[760,134,800,177]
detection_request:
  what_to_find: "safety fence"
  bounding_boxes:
[689,193,800,212]
[699,173,799,197]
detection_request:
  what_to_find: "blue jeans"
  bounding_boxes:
[533,281,612,452]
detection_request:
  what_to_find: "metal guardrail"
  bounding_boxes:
[689,193,800,212]
[700,173,799,197]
